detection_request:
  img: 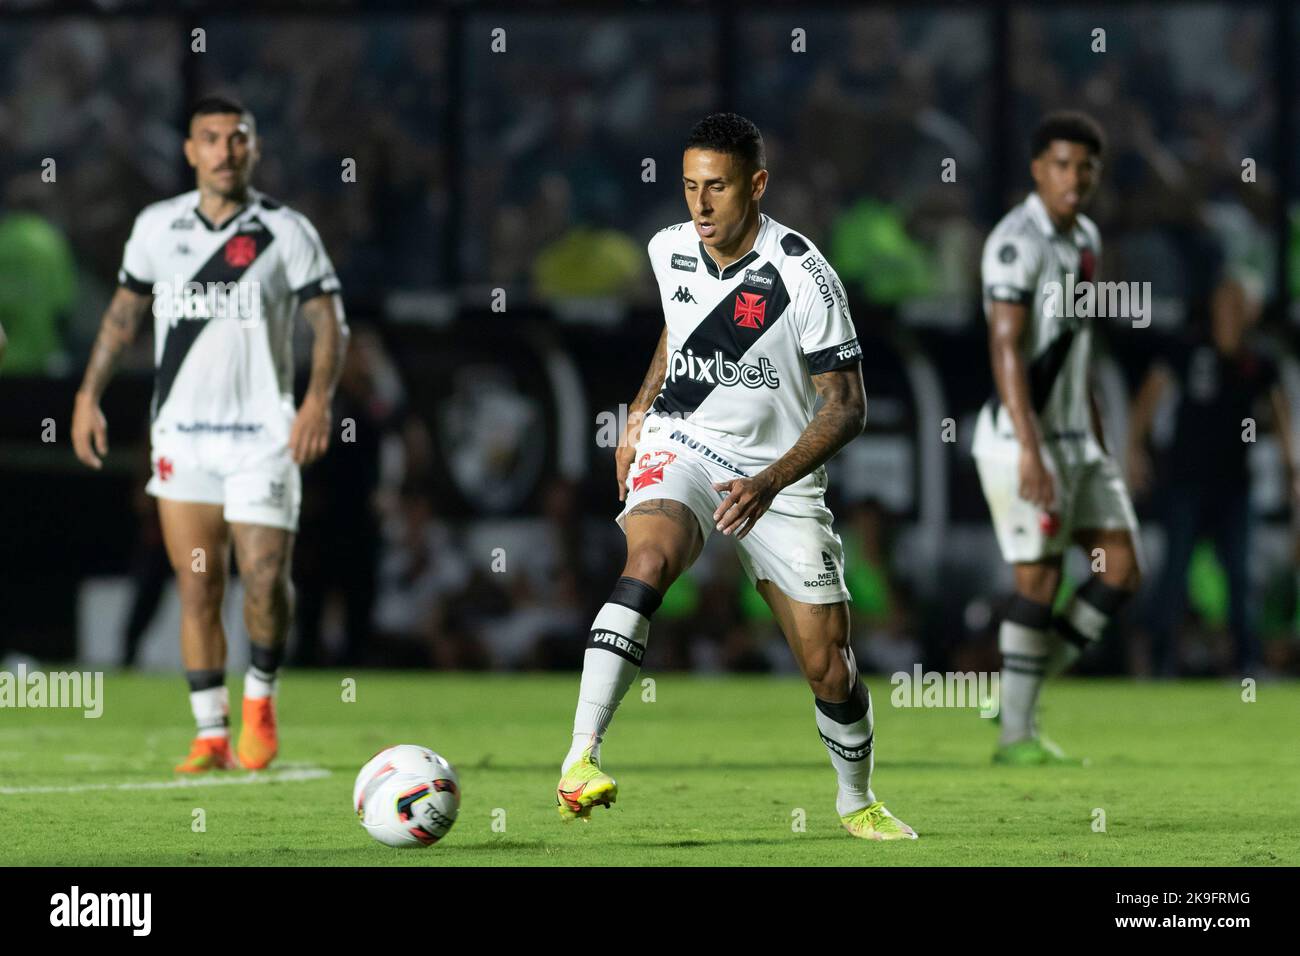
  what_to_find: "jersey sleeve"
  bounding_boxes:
[283,214,340,302]
[981,232,1043,309]
[117,210,156,295]
[795,256,861,374]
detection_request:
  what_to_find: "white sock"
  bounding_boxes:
[191,685,229,739]
[244,666,277,700]
[999,598,1053,745]
[814,676,876,817]
[562,580,658,772]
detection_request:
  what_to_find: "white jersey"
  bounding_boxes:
[118,188,340,438]
[973,191,1104,465]
[646,213,861,499]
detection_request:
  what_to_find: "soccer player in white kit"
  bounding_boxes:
[554,114,916,840]
[71,97,349,772]
[974,112,1141,764]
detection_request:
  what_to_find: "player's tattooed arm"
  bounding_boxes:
[628,326,669,417]
[987,299,1053,509]
[71,287,153,469]
[292,293,350,466]
[617,326,668,501]
[713,364,866,539]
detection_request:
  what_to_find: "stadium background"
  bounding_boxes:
[0,1,1295,681]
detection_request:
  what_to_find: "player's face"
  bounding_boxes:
[1031,140,1100,226]
[185,112,258,199]
[682,148,766,250]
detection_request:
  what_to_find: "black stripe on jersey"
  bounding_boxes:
[697,242,760,281]
[652,261,791,418]
[118,270,153,296]
[151,224,276,421]
[805,337,862,374]
[1027,327,1078,413]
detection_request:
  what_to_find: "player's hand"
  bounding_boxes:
[712,472,780,539]
[1017,446,1055,509]
[616,411,645,502]
[71,391,108,470]
[290,393,332,466]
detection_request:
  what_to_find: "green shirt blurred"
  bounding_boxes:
[0,213,77,374]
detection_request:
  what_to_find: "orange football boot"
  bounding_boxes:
[175,736,238,773]
[237,696,279,770]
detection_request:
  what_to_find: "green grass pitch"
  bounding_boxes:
[1,673,1296,866]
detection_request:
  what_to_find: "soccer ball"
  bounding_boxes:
[353,744,460,847]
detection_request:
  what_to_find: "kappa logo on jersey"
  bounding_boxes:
[733,292,767,329]
[224,235,258,268]
[632,450,676,491]
[671,253,698,272]
[668,348,779,389]
[743,269,774,289]
[671,286,697,304]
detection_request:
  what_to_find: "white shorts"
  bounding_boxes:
[146,420,301,532]
[616,414,850,605]
[974,449,1138,564]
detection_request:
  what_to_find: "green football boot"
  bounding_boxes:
[556,747,618,821]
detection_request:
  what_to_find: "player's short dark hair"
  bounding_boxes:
[684,113,766,175]
[1031,110,1105,160]
[188,95,253,131]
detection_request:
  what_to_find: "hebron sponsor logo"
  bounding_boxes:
[668,348,780,389]
[890,665,999,719]
[0,664,102,718]
[49,886,151,936]
[151,274,264,327]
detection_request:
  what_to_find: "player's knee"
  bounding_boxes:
[622,546,678,592]
[243,564,291,619]
[175,561,223,603]
[804,648,851,701]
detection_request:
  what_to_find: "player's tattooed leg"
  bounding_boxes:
[231,523,295,653]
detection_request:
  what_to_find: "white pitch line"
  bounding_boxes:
[0,763,330,795]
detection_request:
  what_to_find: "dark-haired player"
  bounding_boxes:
[555,113,915,840]
[71,96,349,772]
[974,111,1141,764]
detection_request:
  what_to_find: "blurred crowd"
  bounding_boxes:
[0,6,1297,676]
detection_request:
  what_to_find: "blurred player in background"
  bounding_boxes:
[1127,275,1298,675]
[974,111,1142,764]
[70,96,349,772]
[555,113,916,840]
